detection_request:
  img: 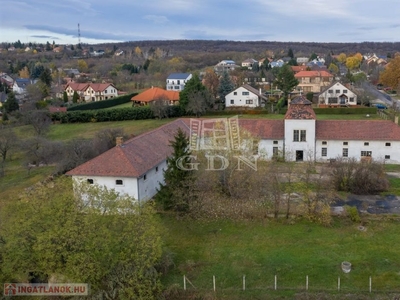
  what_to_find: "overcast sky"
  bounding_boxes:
[1,0,400,45]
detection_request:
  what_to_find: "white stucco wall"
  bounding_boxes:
[284,119,316,161]
[225,87,259,108]
[259,139,284,160]
[73,175,139,199]
[315,140,400,163]
[137,160,167,201]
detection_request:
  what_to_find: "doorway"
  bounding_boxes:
[296,150,304,161]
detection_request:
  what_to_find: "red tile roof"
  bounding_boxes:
[285,96,316,120]
[131,87,180,103]
[316,120,400,140]
[66,119,190,178]
[239,119,284,139]
[295,70,333,78]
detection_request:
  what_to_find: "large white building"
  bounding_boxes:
[67,96,400,201]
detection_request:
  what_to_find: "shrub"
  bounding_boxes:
[345,205,361,223]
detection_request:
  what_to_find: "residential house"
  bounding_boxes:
[131,87,180,106]
[214,60,239,74]
[0,73,14,89]
[66,119,191,202]
[12,78,36,95]
[295,70,334,93]
[296,57,309,64]
[64,83,118,102]
[67,95,400,202]
[225,84,268,108]
[63,68,81,78]
[269,59,284,68]
[318,82,357,107]
[166,73,192,91]
[241,58,258,69]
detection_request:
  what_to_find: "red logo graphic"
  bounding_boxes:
[4,283,16,296]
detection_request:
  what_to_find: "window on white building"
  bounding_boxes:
[322,148,327,156]
[349,97,354,102]
[386,142,391,146]
[156,166,159,172]
[143,174,147,181]
[234,92,237,95]
[361,151,372,157]
[273,140,278,144]
[385,155,390,159]
[273,147,279,156]
[328,89,333,93]
[230,99,234,104]
[343,90,348,93]
[364,142,369,146]
[293,130,306,142]
[116,179,123,185]
[87,179,94,184]
[242,91,249,95]
[322,141,327,145]
[343,148,348,157]
[343,142,348,145]
[336,89,340,93]
[246,100,253,104]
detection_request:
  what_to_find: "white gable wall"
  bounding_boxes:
[284,119,316,161]
[225,87,259,108]
[137,160,167,201]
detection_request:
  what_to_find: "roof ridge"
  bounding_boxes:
[124,119,190,145]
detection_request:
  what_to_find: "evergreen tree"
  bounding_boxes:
[217,71,235,103]
[39,68,52,87]
[63,91,68,103]
[287,48,294,59]
[3,92,19,113]
[72,91,79,103]
[155,128,194,211]
[274,64,299,102]
[179,74,205,110]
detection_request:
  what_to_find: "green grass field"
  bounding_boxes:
[160,215,400,299]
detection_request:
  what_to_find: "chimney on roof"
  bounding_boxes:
[116,136,123,147]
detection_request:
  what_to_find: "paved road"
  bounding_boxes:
[363,82,399,109]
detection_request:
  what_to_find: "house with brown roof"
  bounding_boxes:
[295,70,334,93]
[67,119,190,202]
[131,87,180,106]
[318,82,358,107]
[67,96,400,201]
[64,82,118,102]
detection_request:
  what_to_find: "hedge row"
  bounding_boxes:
[313,107,377,114]
[52,105,184,123]
[205,109,267,116]
[67,93,137,111]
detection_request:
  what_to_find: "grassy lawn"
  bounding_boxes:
[104,102,134,109]
[160,215,400,299]
[47,118,177,141]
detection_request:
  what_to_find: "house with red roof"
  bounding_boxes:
[67,95,400,201]
[295,70,334,93]
[131,87,180,106]
[64,82,118,102]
